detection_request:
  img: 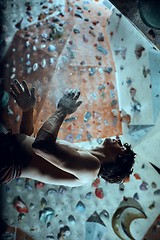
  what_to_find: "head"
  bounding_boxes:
[98,138,136,183]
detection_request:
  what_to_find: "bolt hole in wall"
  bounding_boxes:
[0,0,160,240]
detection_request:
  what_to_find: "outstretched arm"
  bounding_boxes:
[32,89,82,148]
[10,80,36,136]
[32,90,100,181]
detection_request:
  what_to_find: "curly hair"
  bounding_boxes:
[98,143,136,183]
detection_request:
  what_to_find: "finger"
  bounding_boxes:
[10,83,19,96]
[10,89,17,100]
[14,79,23,93]
[68,90,73,97]
[74,90,80,100]
[63,89,70,98]
[31,87,36,99]
[76,101,82,108]
[22,80,30,95]
[69,89,77,98]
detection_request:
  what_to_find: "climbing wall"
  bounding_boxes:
[0,1,160,240]
[1,0,122,142]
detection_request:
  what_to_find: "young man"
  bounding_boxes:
[0,80,136,187]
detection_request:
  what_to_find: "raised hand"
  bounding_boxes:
[57,89,82,115]
[10,79,36,112]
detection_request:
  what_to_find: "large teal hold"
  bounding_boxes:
[85,211,106,240]
[138,0,160,29]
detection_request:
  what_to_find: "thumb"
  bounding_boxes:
[76,101,82,108]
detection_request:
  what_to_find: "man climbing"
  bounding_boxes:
[0,80,136,186]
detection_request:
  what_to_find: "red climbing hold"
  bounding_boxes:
[13,196,29,213]
[92,178,100,188]
[134,173,141,180]
[95,188,104,199]
[35,181,45,189]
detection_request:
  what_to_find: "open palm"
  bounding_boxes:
[58,89,82,115]
[10,80,36,112]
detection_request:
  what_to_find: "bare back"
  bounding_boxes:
[17,134,100,187]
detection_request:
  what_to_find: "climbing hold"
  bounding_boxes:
[100,210,109,219]
[26,60,31,66]
[33,46,37,51]
[68,215,76,224]
[134,173,141,180]
[0,90,9,109]
[114,47,127,59]
[119,183,124,191]
[92,178,100,188]
[97,138,103,144]
[76,201,85,212]
[103,67,113,73]
[95,188,104,199]
[151,182,157,188]
[96,45,108,55]
[58,226,71,239]
[25,41,30,48]
[41,59,47,68]
[59,220,64,227]
[89,30,96,37]
[75,11,83,18]
[41,198,47,209]
[25,179,33,190]
[64,116,77,122]
[18,213,25,222]
[35,181,45,189]
[48,45,56,52]
[98,32,104,42]
[13,196,29,213]
[140,181,148,191]
[133,192,139,200]
[86,131,92,141]
[154,189,160,195]
[110,90,115,98]
[111,99,117,106]
[40,44,46,49]
[130,87,137,98]
[75,133,82,140]
[29,203,35,209]
[65,133,74,142]
[15,18,23,29]
[135,45,145,59]
[49,58,55,64]
[27,67,32,74]
[39,207,54,223]
[148,201,155,209]
[41,33,48,39]
[73,28,80,34]
[83,34,89,42]
[50,24,64,39]
[33,63,38,71]
[47,188,58,196]
[89,67,96,76]
[85,192,92,199]
[46,235,55,239]
[58,186,67,195]
[84,111,92,122]
[112,197,147,240]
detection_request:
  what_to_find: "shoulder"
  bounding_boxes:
[57,139,101,169]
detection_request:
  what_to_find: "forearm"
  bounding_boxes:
[33,107,67,145]
[20,108,34,136]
